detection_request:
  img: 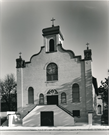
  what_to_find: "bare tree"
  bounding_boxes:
[0,74,17,111]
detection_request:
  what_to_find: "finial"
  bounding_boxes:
[86,43,89,50]
[19,52,22,58]
[51,18,55,27]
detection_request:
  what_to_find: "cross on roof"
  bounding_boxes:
[86,43,89,50]
[51,18,55,27]
[19,52,22,58]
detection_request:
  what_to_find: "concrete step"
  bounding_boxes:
[23,105,75,126]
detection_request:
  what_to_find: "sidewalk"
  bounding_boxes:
[0,125,109,131]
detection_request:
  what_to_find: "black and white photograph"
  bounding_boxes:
[0,0,109,135]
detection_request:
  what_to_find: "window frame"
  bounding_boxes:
[39,93,44,105]
[49,39,55,52]
[72,110,80,117]
[46,63,58,81]
[61,92,67,104]
[72,83,80,103]
[98,105,101,114]
[28,87,34,104]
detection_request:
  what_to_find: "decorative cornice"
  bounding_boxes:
[25,46,45,64]
[25,44,82,65]
[42,25,64,40]
[58,44,82,60]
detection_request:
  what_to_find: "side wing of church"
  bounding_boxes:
[16,23,96,126]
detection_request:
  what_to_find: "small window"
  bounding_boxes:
[98,105,101,114]
[72,83,80,102]
[49,39,55,52]
[39,93,44,104]
[47,63,58,81]
[28,87,34,104]
[61,92,66,103]
[73,110,80,117]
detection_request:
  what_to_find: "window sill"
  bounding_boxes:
[46,50,57,53]
[45,80,58,83]
[72,102,80,104]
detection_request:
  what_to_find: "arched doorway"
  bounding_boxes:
[47,89,58,105]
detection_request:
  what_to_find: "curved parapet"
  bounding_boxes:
[25,46,45,64]
[58,44,82,60]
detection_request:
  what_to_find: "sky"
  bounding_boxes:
[0,0,109,86]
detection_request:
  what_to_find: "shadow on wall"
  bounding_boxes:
[57,76,81,103]
[17,104,37,118]
[56,76,88,122]
[85,69,93,111]
[18,69,93,120]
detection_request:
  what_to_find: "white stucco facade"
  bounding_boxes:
[16,25,96,126]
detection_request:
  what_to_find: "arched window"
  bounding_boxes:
[49,39,54,52]
[72,84,80,102]
[39,93,44,104]
[98,105,101,114]
[47,63,58,81]
[61,92,66,103]
[28,87,34,104]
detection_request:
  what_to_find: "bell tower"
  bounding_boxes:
[42,18,64,53]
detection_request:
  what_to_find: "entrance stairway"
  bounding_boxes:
[23,105,74,126]
[58,105,73,117]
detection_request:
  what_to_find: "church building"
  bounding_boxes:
[16,20,97,126]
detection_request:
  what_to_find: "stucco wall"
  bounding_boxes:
[23,105,74,127]
[85,61,93,112]
[17,45,92,123]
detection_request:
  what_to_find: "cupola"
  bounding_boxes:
[42,18,64,53]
